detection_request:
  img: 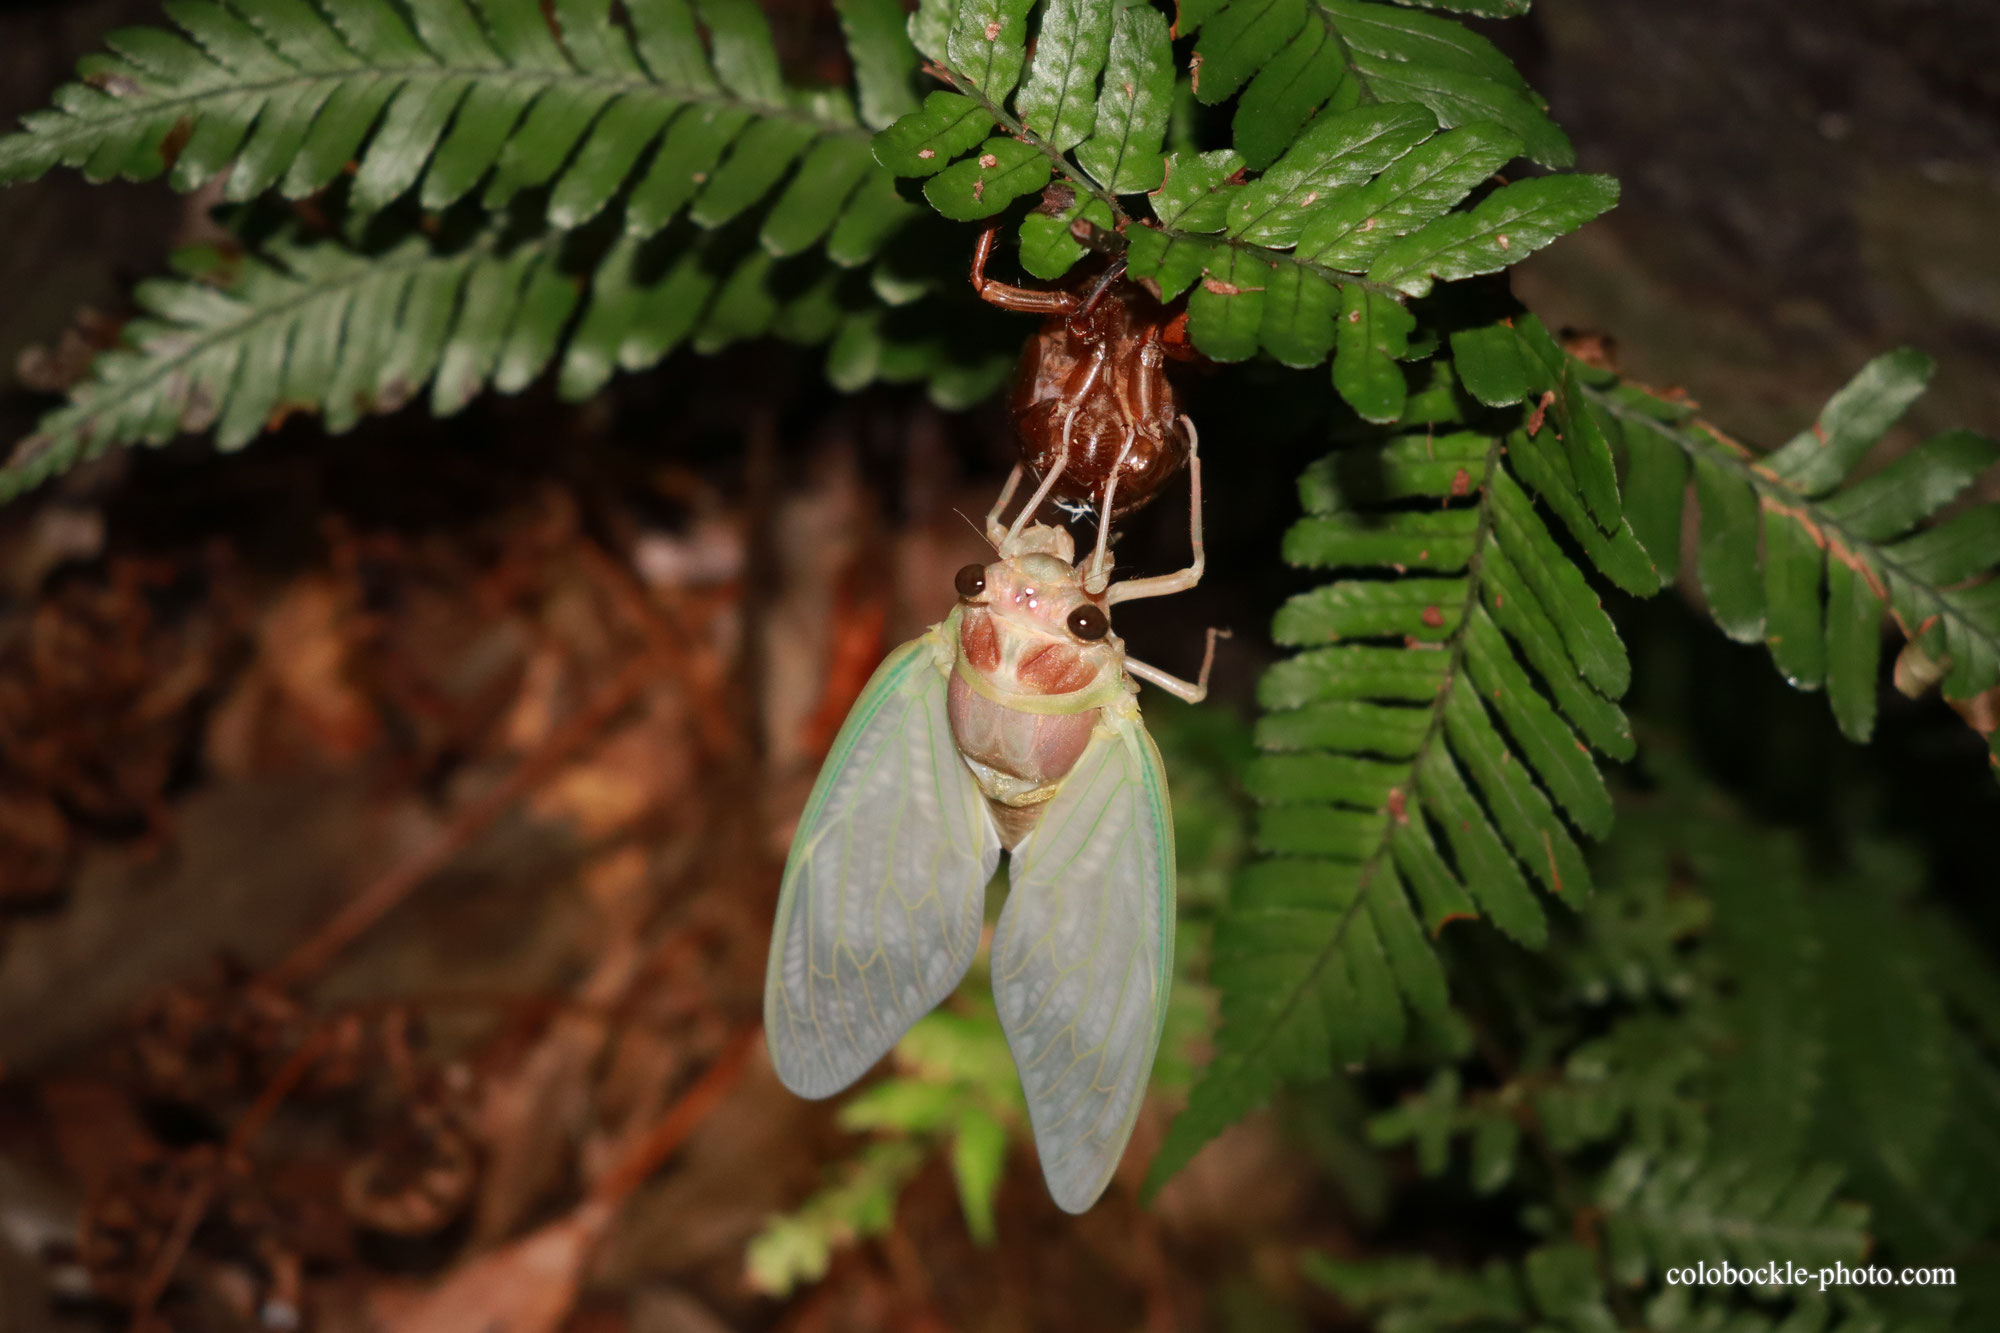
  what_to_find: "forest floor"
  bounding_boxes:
[0,392,1344,1333]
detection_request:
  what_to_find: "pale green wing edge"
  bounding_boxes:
[764,629,1003,1099]
[992,703,1176,1213]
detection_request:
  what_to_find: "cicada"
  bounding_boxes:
[764,436,1218,1213]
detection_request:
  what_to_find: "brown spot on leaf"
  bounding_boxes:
[1948,684,2000,736]
[85,70,144,98]
[918,147,935,160]
[1421,606,1444,629]
[1449,468,1471,497]
[160,116,194,170]
[978,152,998,168]
[1525,389,1556,437]
[984,20,1001,38]
[1386,788,1407,824]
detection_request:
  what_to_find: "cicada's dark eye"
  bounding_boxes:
[954,563,987,598]
[1068,603,1109,642]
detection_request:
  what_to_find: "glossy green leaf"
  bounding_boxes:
[1226,103,1436,247]
[1332,285,1414,424]
[1274,576,1466,645]
[1448,319,1530,408]
[921,135,1052,220]
[946,0,1036,101]
[873,91,995,176]
[1693,454,1766,644]
[1259,263,1340,368]
[1285,507,1481,573]
[1149,148,1244,231]
[1232,16,1351,171]
[1186,248,1270,362]
[1259,645,1454,709]
[1016,0,1114,152]
[1765,348,1935,496]
[761,136,878,256]
[1506,428,1660,596]
[1443,686,1592,899]
[1074,0,1173,194]
[1479,556,1632,761]
[1824,557,1885,743]
[1762,506,1827,690]
[834,0,921,127]
[1369,174,1618,297]
[1416,747,1545,946]
[1818,429,2000,542]
[699,0,788,106]
[1191,0,1304,104]
[1351,51,1570,169]
[1122,227,1217,302]
[1489,496,1629,696]
[1618,414,1691,574]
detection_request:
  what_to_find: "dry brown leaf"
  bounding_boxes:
[371,1199,616,1333]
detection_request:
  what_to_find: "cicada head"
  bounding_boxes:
[952,537,1122,706]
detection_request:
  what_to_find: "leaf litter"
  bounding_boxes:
[0,384,1318,1332]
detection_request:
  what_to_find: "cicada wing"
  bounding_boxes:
[765,633,1003,1099]
[993,708,1175,1214]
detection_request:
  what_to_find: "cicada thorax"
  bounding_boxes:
[944,554,1125,847]
[1009,276,1194,522]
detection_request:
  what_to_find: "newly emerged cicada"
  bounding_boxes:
[764,436,1219,1213]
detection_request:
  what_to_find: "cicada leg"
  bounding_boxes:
[972,225,1079,316]
[985,464,1024,547]
[1003,442,1070,549]
[1106,416,1204,606]
[1126,627,1228,703]
[1082,428,1137,595]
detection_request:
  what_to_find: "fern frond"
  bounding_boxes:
[0,221,1011,500]
[878,0,1613,417]
[0,0,917,246]
[1698,825,1826,1164]
[1148,417,1648,1188]
[1536,1014,1708,1157]
[744,1140,926,1297]
[1183,0,1570,171]
[1303,1253,1527,1331]
[1807,880,1956,1255]
[1597,1152,1870,1283]
[1589,351,2000,765]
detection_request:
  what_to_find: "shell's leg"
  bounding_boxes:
[972,225,1078,315]
[986,464,1025,547]
[1126,628,1228,703]
[1004,437,1070,550]
[1106,416,1204,606]
[1082,428,1136,595]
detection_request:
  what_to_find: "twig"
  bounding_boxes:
[591,1025,759,1211]
[127,1025,336,1330]
[263,651,660,991]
